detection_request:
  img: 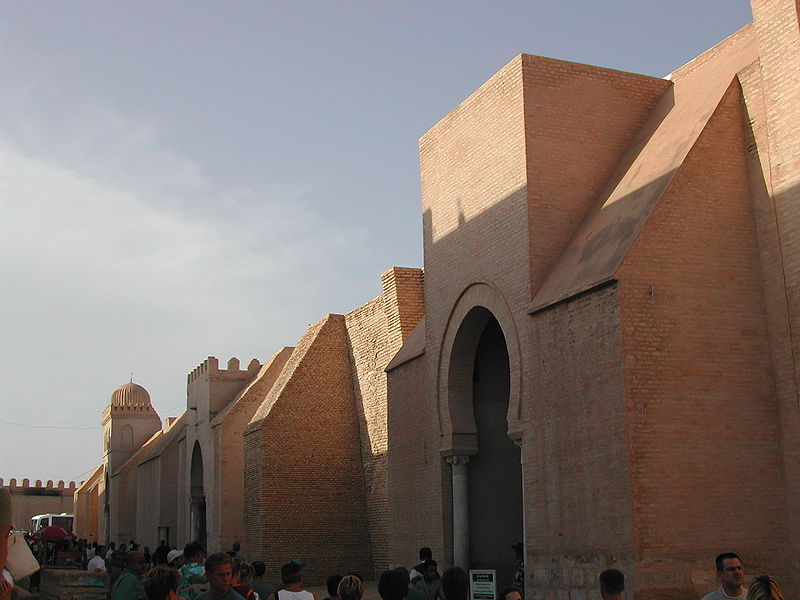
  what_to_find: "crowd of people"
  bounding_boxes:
[0,488,791,600]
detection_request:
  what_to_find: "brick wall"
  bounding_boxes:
[521,55,671,295]
[525,284,630,599]
[244,315,372,584]
[746,0,800,591]
[386,349,449,570]
[617,80,790,597]
[217,349,292,555]
[344,267,423,573]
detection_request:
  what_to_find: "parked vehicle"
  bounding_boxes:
[29,513,73,534]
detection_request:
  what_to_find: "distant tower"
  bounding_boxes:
[102,382,162,474]
[101,382,161,542]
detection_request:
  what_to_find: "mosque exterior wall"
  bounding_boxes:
[388,1,799,597]
[71,0,797,595]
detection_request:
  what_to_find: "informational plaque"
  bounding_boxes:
[469,570,497,600]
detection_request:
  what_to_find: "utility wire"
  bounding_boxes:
[0,418,101,430]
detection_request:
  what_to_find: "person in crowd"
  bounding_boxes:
[511,542,524,590]
[0,488,14,600]
[599,569,624,600]
[337,575,363,600]
[250,561,275,600]
[274,561,314,600]
[196,553,244,600]
[168,550,186,570]
[228,542,241,559]
[143,566,182,600]
[409,548,435,586]
[88,545,108,572]
[231,559,257,600]
[701,553,747,599]
[412,560,445,600]
[111,545,131,586]
[144,546,152,568]
[441,567,469,600]
[394,567,425,600]
[378,570,408,600]
[111,551,148,600]
[154,541,171,566]
[498,587,522,600]
[746,576,784,600]
[179,541,209,600]
[108,541,117,559]
[321,575,342,600]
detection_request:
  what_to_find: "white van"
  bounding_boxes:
[29,513,74,533]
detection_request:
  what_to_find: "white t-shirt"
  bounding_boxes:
[700,587,748,600]
[87,555,107,572]
[276,589,314,600]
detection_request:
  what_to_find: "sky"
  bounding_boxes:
[1,1,753,484]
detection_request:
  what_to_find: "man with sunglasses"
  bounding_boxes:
[701,553,747,599]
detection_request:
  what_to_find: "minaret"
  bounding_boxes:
[102,382,162,475]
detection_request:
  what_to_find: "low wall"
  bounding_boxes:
[39,569,107,600]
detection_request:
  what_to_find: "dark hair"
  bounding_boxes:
[419,547,432,561]
[142,566,181,600]
[327,575,344,596]
[183,541,205,561]
[96,545,107,555]
[205,552,233,575]
[379,570,409,600]
[281,561,303,584]
[253,561,267,578]
[599,569,625,594]
[715,553,741,572]
[499,587,521,600]
[442,567,469,600]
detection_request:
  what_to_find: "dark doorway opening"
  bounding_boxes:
[467,314,523,586]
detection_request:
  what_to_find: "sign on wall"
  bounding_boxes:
[470,570,497,600]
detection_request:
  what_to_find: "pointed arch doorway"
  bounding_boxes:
[190,441,207,547]
[440,288,524,588]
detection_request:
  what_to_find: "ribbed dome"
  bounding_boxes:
[110,382,152,408]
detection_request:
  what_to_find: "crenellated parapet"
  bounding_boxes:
[187,356,261,385]
[0,478,80,491]
[187,356,261,416]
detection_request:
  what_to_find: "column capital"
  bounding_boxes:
[446,455,470,466]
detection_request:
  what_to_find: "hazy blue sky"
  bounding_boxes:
[1,1,753,483]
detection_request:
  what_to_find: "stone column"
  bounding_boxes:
[447,455,470,569]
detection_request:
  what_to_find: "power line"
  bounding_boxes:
[0,418,101,430]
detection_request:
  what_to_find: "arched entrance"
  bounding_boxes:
[467,314,522,586]
[190,441,207,547]
[440,293,524,588]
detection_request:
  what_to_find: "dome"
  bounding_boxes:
[110,382,152,408]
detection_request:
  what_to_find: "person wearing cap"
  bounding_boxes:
[274,561,314,600]
[168,550,185,570]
